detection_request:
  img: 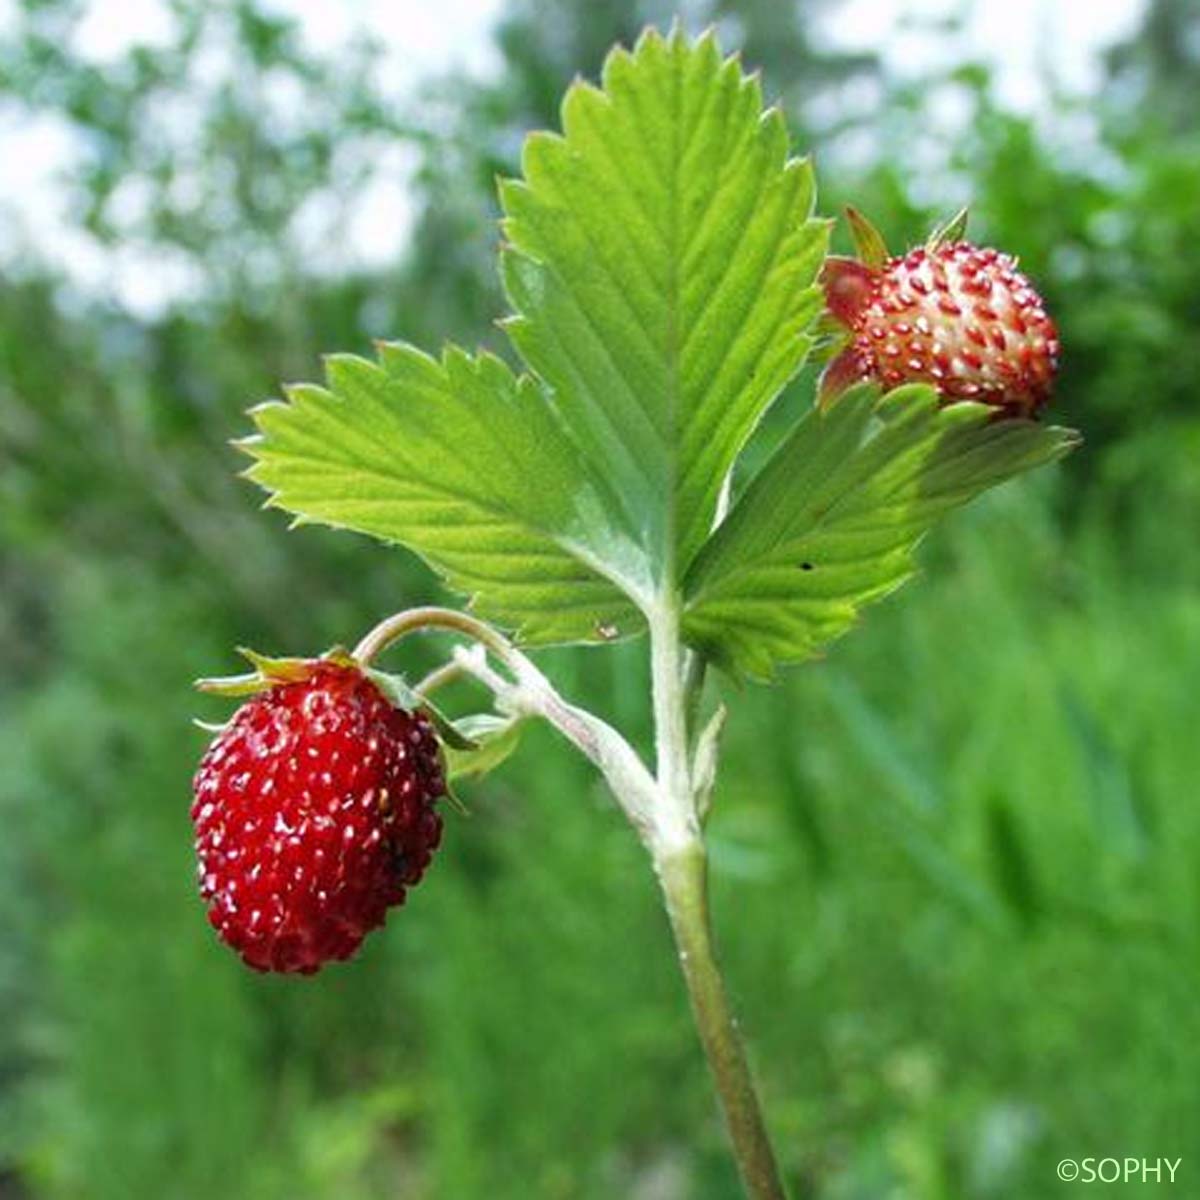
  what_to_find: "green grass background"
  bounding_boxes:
[2,1,1198,1196]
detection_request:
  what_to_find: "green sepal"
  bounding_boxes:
[845,206,889,267]
[927,206,969,250]
[236,647,315,680]
[195,645,355,697]
[194,671,271,698]
[444,714,525,781]
[442,781,470,817]
[192,717,230,734]
[809,312,854,364]
[366,670,478,752]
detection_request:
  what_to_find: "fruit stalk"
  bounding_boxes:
[352,605,523,672]
[356,607,660,835]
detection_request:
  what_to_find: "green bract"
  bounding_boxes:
[241,28,1075,677]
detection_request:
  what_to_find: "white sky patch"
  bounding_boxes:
[0,109,79,254]
[828,0,1146,111]
[266,0,505,77]
[73,0,176,62]
[0,0,1147,316]
[0,0,504,314]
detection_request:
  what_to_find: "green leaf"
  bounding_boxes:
[683,384,1079,678]
[241,343,651,644]
[500,28,828,587]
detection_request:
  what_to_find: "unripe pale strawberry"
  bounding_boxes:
[819,209,1058,417]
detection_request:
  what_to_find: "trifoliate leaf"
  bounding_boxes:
[241,343,651,644]
[500,28,828,585]
[683,384,1079,678]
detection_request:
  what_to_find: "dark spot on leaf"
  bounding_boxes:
[800,562,815,571]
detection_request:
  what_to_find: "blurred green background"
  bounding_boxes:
[2,1,1198,1196]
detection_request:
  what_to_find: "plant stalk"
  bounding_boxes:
[648,599,787,1200]
[360,602,788,1195]
[353,606,660,832]
[655,841,788,1200]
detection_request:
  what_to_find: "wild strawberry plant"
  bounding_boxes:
[193,29,1076,1199]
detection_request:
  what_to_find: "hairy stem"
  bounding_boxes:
[650,600,694,849]
[360,602,786,1195]
[452,644,659,835]
[353,605,521,672]
[648,600,787,1200]
[655,841,788,1200]
[413,659,465,697]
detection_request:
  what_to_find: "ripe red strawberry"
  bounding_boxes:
[191,656,445,974]
[819,208,1058,417]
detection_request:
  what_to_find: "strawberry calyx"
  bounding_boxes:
[196,645,479,759]
[821,256,878,328]
[846,204,890,267]
[195,645,358,698]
